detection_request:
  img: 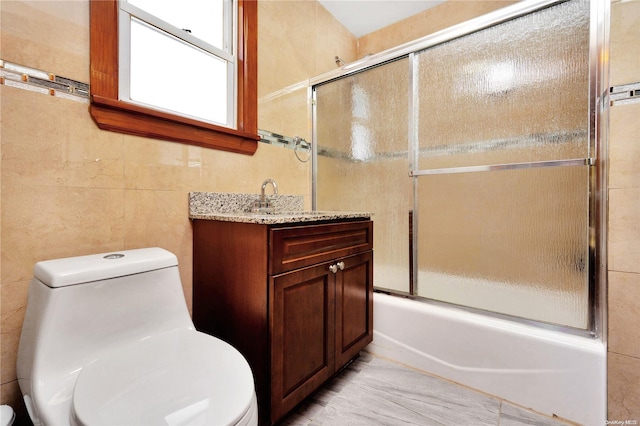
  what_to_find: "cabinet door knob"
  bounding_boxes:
[336,261,345,270]
[329,264,338,274]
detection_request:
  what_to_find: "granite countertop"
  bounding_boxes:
[189,210,371,225]
[189,192,371,225]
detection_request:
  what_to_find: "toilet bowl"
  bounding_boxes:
[70,329,256,426]
[0,405,15,426]
[16,247,257,426]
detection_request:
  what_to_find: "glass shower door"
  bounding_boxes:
[315,58,412,294]
[313,0,600,330]
[413,0,592,329]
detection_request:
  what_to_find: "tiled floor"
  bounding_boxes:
[281,352,573,426]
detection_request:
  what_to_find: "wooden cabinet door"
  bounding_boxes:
[270,262,336,424]
[335,251,374,368]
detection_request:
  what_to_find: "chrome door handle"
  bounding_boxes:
[329,264,338,274]
[336,261,345,271]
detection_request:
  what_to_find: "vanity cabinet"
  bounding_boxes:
[193,218,373,425]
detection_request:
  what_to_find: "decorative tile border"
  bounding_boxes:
[0,59,89,102]
[610,82,640,106]
[1,58,309,152]
[6,58,630,155]
[259,129,311,153]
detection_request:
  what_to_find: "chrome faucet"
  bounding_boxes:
[259,179,278,208]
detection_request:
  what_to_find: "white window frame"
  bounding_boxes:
[118,0,237,129]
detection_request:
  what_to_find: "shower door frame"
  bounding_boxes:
[310,0,609,338]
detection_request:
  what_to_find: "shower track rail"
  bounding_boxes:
[409,157,595,176]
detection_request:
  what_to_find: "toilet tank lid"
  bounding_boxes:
[34,248,178,288]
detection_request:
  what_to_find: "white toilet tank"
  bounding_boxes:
[17,247,196,425]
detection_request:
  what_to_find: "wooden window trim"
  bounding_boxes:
[89,0,259,155]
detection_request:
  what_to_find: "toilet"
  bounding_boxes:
[16,247,258,426]
[0,405,15,426]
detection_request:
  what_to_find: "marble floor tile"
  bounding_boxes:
[281,352,572,426]
[499,402,571,426]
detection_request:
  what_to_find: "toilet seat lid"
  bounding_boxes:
[71,329,255,426]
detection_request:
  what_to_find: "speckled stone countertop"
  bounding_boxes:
[189,192,371,225]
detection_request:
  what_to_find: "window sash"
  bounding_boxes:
[125,0,230,52]
[118,0,236,128]
[120,1,235,60]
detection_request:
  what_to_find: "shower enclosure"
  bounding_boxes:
[313,0,607,333]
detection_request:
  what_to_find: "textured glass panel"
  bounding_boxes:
[416,0,591,170]
[128,0,225,50]
[130,18,228,125]
[315,58,411,293]
[416,166,589,328]
[313,0,594,329]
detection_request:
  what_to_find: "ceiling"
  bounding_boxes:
[317,0,446,38]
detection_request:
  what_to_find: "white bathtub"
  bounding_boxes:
[367,292,606,425]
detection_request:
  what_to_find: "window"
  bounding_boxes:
[90,0,258,155]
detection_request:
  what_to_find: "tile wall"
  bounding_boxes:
[607,0,640,421]
[258,0,357,144]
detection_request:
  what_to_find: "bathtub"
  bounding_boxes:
[366,292,606,425]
